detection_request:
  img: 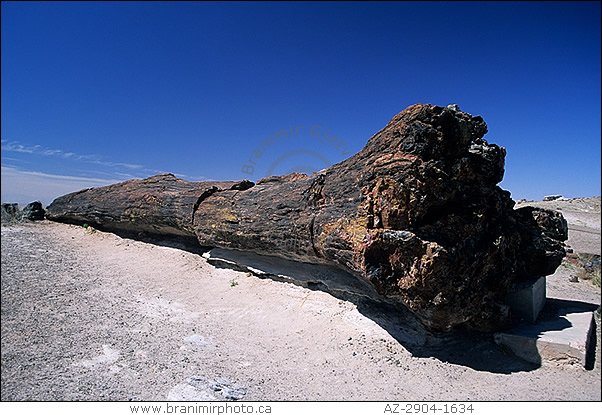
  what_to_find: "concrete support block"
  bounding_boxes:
[505,276,546,323]
[495,300,597,368]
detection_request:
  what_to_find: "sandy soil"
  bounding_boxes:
[1,199,601,401]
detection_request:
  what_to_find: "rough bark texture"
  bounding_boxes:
[45,175,253,239]
[46,104,568,332]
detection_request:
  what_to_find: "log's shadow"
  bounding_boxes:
[496,298,599,370]
[89,231,598,374]
[103,228,208,255]
[202,247,541,374]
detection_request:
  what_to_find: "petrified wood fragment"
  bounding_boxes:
[46,104,567,332]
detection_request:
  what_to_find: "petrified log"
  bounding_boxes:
[46,104,567,332]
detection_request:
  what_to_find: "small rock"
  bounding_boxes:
[184,334,208,347]
[22,201,45,221]
[188,376,207,388]
[543,195,562,201]
[569,275,579,283]
[222,386,247,400]
[205,377,248,400]
[1,203,20,223]
[210,384,222,392]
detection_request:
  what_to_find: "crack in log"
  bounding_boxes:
[302,174,326,206]
[309,215,321,258]
[192,186,221,227]
[191,180,255,227]
[229,180,254,191]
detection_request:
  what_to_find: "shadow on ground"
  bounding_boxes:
[353,297,541,374]
[202,247,543,374]
[103,228,208,255]
[87,230,591,375]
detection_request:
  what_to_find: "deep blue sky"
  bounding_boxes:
[2,1,600,205]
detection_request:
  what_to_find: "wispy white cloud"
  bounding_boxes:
[1,139,146,171]
[170,171,213,181]
[0,141,38,154]
[1,165,121,207]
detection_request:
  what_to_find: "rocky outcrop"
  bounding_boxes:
[46,104,567,332]
[22,201,45,221]
[1,201,46,223]
[1,203,20,223]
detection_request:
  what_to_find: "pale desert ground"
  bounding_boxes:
[1,197,600,401]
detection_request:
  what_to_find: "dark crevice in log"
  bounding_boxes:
[309,215,320,258]
[191,180,255,226]
[229,180,255,191]
[192,186,221,227]
[302,174,326,206]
